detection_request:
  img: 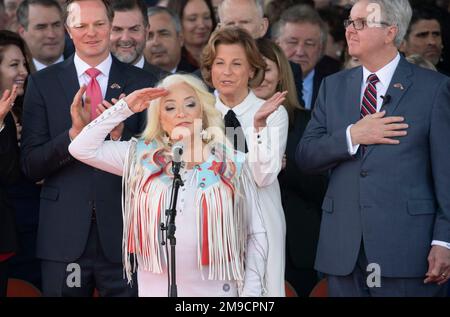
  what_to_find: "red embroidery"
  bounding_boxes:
[208,160,223,175]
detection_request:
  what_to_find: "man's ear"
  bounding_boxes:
[17,25,26,37]
[386,25,398,46]
[260,17,269,37]
[65,25,73,39]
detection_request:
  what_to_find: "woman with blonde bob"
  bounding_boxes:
[69,74,268,297]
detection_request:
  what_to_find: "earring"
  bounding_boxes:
[200,129,212,142]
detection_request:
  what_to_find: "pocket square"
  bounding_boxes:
[393,83,404,90]
[110,83,121,89]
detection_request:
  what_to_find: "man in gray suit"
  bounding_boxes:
[297,0,450,296]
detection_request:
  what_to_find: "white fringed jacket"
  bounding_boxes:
[68,99,268,297]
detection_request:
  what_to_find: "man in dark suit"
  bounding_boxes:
[0,108,20,297]
[297,0,450,296]
[110,0,167,80]
[20,0,158,296]
[274,4,341,110]
[145,6,197,74]
[17,0,66,71]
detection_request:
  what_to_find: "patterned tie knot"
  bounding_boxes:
[367,73,379,85]
[86,68,101,79]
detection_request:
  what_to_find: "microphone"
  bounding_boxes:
[172,141,184,164]
[171,141,184,175]
[381,95,391,106]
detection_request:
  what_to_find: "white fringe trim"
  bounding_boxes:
[122,140,250,286]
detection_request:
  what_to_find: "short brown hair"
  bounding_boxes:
[63,0,114,26]
[200,27,266,89]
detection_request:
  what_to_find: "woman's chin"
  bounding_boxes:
[253,88,271,100]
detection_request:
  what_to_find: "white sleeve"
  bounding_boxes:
[346,124,360,155]
[68,99,135,177]
[240,161,268,297]
[431,240,450,250]
[248,105,289,187]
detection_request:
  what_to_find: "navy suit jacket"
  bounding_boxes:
[0,113,20,253]
[20,55,158,263]
[297,57,450,277]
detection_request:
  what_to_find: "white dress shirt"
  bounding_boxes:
[33,55,64,71]
[134,56,145,69]
[73,53,112,100]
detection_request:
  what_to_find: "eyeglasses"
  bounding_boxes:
[343,18,391,30]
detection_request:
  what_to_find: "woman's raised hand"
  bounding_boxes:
[0,85,18,123]
[124,87,169,113]
[254,91,287,130]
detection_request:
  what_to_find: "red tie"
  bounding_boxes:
[359,74,379,155]
[360,73,380,118]
[85,68,102,120]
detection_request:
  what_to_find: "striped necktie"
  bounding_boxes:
[360,73,380,118]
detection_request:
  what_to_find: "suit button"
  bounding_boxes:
[360,170,368,177]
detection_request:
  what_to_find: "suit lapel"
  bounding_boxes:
[364,57,413,159]
[57,56,80,106]
[105,57,126,103]
[346,67,363,126]
[381,57,413,116]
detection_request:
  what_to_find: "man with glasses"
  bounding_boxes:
[298,0,450,296]
[273,5,341,109]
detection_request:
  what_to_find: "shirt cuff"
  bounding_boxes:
[251,127,271,163]
[431,240,450,250]
[346,124,360,155]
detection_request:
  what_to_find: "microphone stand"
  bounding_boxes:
[161,159,184,297]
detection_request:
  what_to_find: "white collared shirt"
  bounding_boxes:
[134,56,145,69]
[74,53,112,99]
[33,55,64,71]
[346,53,401,155]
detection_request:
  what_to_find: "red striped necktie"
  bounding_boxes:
[360,73,380,118]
